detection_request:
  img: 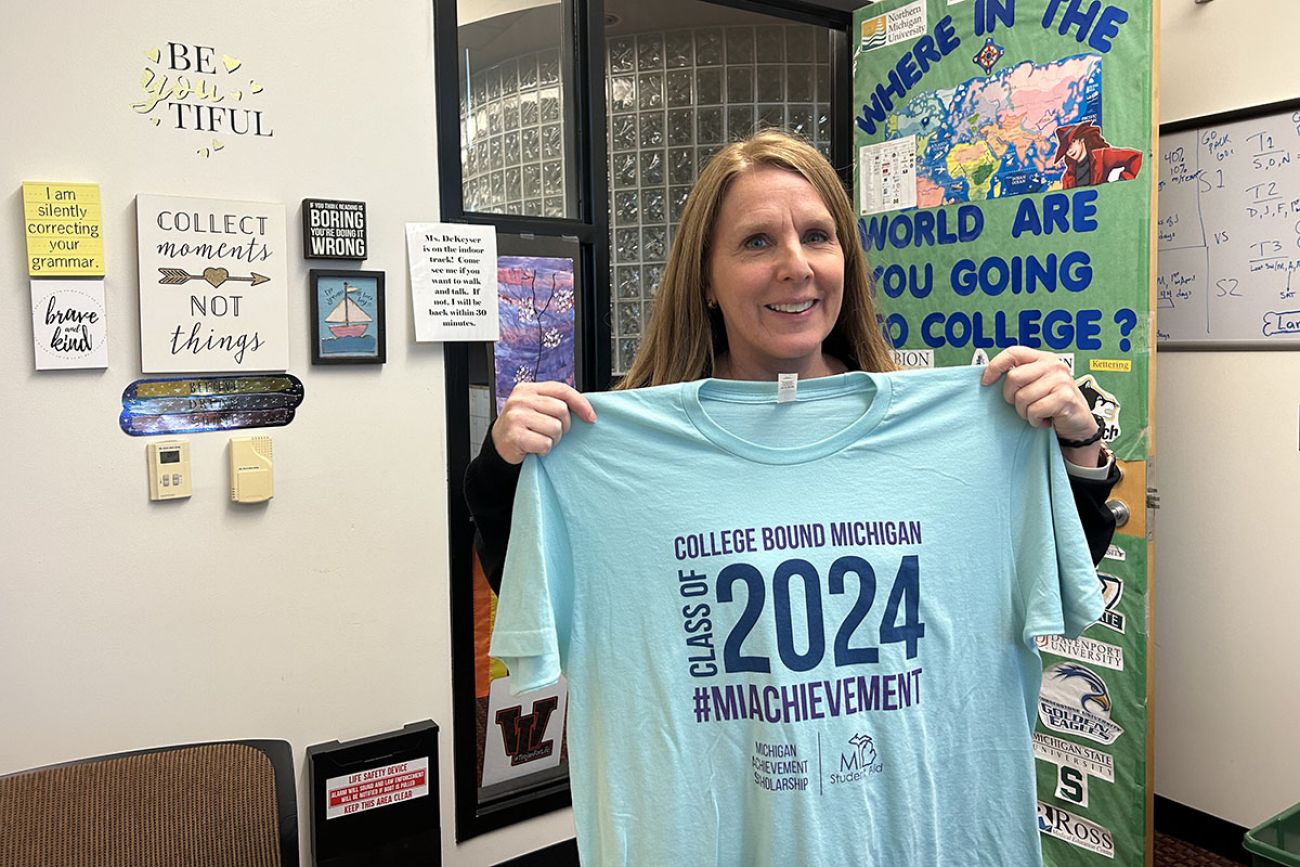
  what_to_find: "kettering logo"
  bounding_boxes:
[1038,663,1125,745]
[495,697,559,766]
[1037,802,1116,859]
[828,732,883,786]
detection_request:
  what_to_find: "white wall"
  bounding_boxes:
[0,1,573,863]
[1156,0,1300,828]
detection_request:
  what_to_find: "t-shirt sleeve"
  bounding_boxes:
[1012,427,1105,643]
[489,455,575,695]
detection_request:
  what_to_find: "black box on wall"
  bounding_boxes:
[307,720,440,867]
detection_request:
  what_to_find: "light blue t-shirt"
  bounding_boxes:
[491,367,1102,866]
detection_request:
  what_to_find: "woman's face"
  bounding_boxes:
[705,165,845,378]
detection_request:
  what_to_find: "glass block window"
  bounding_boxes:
[607,25,833,374]
[461,48,570,218]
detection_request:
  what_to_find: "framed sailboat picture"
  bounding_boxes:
[309,269,386,364]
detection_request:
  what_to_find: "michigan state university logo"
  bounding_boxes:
[495,697,560,766]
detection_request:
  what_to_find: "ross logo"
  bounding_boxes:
[1097,572,1126,634]
[1037,802,1116,858]
[1038,662,1125,745]
[495,697,560,766]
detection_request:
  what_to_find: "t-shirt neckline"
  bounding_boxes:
[682,370,892,465]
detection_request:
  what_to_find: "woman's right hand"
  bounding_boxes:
[491,381,597,465]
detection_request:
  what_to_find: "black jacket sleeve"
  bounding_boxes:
[464,428,522,596]
[465,429,1124,594]
[1070,460,1122,566]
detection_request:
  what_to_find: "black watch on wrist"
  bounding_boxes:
[1057,418,1105,449]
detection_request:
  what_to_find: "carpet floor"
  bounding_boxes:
[1155,831,1250,866]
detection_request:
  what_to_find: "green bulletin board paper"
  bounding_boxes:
[852,1,1153,864]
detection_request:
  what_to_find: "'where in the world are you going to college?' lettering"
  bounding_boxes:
[855,0,1140,354]
[671,519,927,726]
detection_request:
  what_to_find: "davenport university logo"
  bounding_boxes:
[495,697,560,766]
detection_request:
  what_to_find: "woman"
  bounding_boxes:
[467,130,1118,591]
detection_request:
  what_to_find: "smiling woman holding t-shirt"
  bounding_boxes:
[465,129,1118,590]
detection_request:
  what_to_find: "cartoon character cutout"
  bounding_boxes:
[1075,374,1121,442]
[1054,121,1143,189]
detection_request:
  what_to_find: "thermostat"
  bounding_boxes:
[147,440,192,501]
[230,435,274,503]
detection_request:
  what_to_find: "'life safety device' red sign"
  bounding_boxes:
[324,756,430,820]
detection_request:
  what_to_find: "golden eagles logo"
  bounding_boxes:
[1038,662,1125,745]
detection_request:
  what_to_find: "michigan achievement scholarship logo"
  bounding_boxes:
[828,732,883,786]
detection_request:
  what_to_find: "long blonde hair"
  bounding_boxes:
[617,129,895,389]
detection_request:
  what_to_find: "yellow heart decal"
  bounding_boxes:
[249,81,263,94]
[145,48,161,63]
[203,267,229,288]
[222,54,242,73]
[212,139,224,151]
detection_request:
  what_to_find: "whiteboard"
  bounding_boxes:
[1157,103,1300,348]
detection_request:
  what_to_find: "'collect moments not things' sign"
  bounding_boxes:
[136,194,288,372]
[406,222,499,342]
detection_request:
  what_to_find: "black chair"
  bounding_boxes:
[0,739,298,867]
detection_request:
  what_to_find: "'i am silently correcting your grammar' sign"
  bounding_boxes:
[406,223,499,342]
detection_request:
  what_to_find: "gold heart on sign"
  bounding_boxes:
[203,267,229,288]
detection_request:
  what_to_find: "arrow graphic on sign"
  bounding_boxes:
[158,267,271,289]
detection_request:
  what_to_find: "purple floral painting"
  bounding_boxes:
[494,256,576,412]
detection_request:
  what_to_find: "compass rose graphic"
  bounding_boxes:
[973,37,1005,76]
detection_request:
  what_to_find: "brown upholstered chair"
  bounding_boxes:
[0,740,298,867]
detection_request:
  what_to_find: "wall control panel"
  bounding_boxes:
[147,440,192,500]
[230,435,274,503]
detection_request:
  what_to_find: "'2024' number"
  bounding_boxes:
[716,554,924,674]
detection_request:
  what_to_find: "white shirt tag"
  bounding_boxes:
[777,373,798,403]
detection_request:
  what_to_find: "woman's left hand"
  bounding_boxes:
[981,346,1103,466]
